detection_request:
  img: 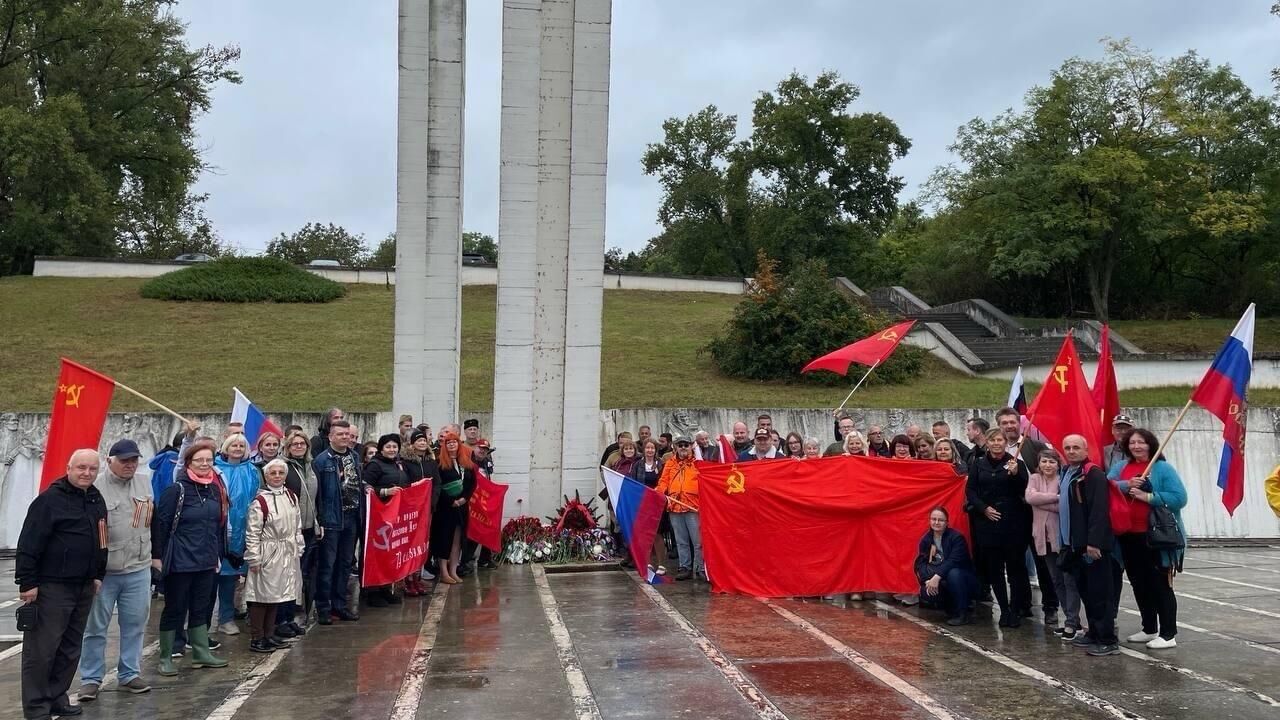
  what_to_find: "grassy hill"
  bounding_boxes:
[2,277,1276,412]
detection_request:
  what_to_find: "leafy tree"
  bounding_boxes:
[462,231,496,261]
[706,253,923,386]
[265,222,368,266]
[0,0,241,274]
[603,246,647,272]
[368,232,396,267]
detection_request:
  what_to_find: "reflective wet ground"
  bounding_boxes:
[2,547,1279,719]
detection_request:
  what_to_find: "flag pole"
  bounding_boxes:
[1141,398,1194,479]
[835,359,882,414]
[112,380,190,424]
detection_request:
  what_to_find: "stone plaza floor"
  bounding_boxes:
[2,546,1279,719]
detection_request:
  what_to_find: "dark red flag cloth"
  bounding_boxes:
[41,358,115,491]
[1090,325,1120,452]
[801,319,918,375]
[1026,334,1104,466]
[361,480,431,587]
[466,469,509,552]
[697,455,969,597]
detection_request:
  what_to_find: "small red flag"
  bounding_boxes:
[41,359,116,491]
[466,469,509,552]
[1090,325,1120,452]
[802,319,917,375]
[1026,335,1103,466]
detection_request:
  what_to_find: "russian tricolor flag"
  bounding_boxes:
[1190,304,1254,515]
[602,466,668,583]
[231,387,283,446]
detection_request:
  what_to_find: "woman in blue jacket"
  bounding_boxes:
[213,433,264,636]
[915,506,979,626]
[1107,427,1187,649]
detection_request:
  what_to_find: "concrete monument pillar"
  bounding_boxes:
[393,0,466,426]
[493,0,611,518]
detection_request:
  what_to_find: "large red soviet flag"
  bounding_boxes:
[1026,335,1103,466]
[1090,325,1120,452]
[41,359,115,491]
[698,455,968,597]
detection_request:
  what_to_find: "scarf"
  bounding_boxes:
[187,468,215,485]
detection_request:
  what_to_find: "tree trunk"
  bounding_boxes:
[1086,249,1114,323]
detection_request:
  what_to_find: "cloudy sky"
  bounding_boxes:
[174,1,1278,255]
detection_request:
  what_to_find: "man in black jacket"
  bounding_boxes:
[1061,435,1119,657]
[15,448,108,720]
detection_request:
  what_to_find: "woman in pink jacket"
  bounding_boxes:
[1024,448,1080,638]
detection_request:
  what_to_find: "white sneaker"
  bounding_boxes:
[1146,636,1177,649]
[420,568,435,580]
[1126,631,1157,643]
[848,593,863,601]
[219,621,241,636]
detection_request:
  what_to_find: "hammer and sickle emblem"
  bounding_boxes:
[371,522,393,551]
[1052,366,1068,392]
[60,384,85,407]
[726,467,746,495]
[879,330,899,342]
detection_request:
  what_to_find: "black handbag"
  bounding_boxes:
[1147,504,1183,550]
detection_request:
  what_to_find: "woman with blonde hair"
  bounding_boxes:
[244,459,303,652]
[431,431,475,584]
[843,431,868,456]
[213,433,262,636]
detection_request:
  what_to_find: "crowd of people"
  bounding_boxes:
[13,409,495,719]
[602,409,1191,658]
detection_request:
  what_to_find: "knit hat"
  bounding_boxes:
[409,429,428,444]
[377,433,401,453]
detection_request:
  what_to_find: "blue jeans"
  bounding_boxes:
[668,512,703,575]
[921,566,979,618]
[317,511,360,614]
[78,567,151,685]
[216,574,240,625]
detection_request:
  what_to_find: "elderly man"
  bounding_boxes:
[77,441,154,701]
[16,449,108,720]
[905,424,923,443]
[1060,434,1119,656]
[1103,414,1133,471]
[463,419,481,447]
[693,431,720,462]
[866,425,892,458]
[656,437,702,581]
[739,428,782,461]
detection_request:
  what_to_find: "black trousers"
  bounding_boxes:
[1074,554,1118,645]
[1118,533,1178,639]
[21,580,94,720]
[977,541,1030,613]
[1032,551,1060,612]
[160,570,217,632]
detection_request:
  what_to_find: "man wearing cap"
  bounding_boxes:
[76,441,154,701]
[1103,414,1134,472]
[738,428,783,462]
[463,419,481,448]
[655,437,703,581]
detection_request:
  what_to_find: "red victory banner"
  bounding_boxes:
[42,359,116,491]
[362,480,432,586]
[698,455,969,597]
[467,470,509,552]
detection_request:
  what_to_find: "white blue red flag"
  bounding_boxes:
[601,466,668,583]
[1007,366,1028,416]
[231,387,283,446]
[1190,304,1254,515]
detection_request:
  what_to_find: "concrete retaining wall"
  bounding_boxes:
[3,406,1277,545]
[32,257,746,294]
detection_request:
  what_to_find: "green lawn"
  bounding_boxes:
[2,277,1275,413]
[1019,316,1280,354]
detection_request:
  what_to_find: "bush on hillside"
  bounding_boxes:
[705,255,924,387]
[140,257,347,303]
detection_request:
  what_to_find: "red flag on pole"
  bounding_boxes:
[467,469,509,552]
[802,319,917,375]
[41,359,115,491]
[1090,325,1120,451]
[1025,335,1103,466]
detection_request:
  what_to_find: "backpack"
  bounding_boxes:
[1072,461,1131,535]
[255,489,298,523]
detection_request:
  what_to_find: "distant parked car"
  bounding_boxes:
[462,253,490,266]
[309,259,342,267]
[174,253,213,262]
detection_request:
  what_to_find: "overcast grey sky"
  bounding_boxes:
[174,1,1278,255]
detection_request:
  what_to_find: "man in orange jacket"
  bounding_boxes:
[656,436,702,581]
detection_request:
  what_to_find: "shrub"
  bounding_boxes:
[705,254,925,386]
[140,257,347,303]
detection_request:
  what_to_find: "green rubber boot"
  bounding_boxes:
[189,625,228,669]
[158,630,179,676]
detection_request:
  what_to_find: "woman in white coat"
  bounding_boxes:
[244,459,304,653]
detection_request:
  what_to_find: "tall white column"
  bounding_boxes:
[494,0,610,518]
[394,0,466,427]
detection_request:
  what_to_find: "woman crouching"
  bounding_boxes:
[244,459,304,653]
[915,507,980,626]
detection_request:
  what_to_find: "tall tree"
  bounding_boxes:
[265,222,368,266]
[0,0,241,274]
[368,232,396,267]
[462,231,496,261]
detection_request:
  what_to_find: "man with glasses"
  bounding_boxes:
[77,440,154,701]
[656,437,703,581]
[825,415,858,457]
[866,425,891,457]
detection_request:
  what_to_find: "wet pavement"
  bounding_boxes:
[0,548,1278,719]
